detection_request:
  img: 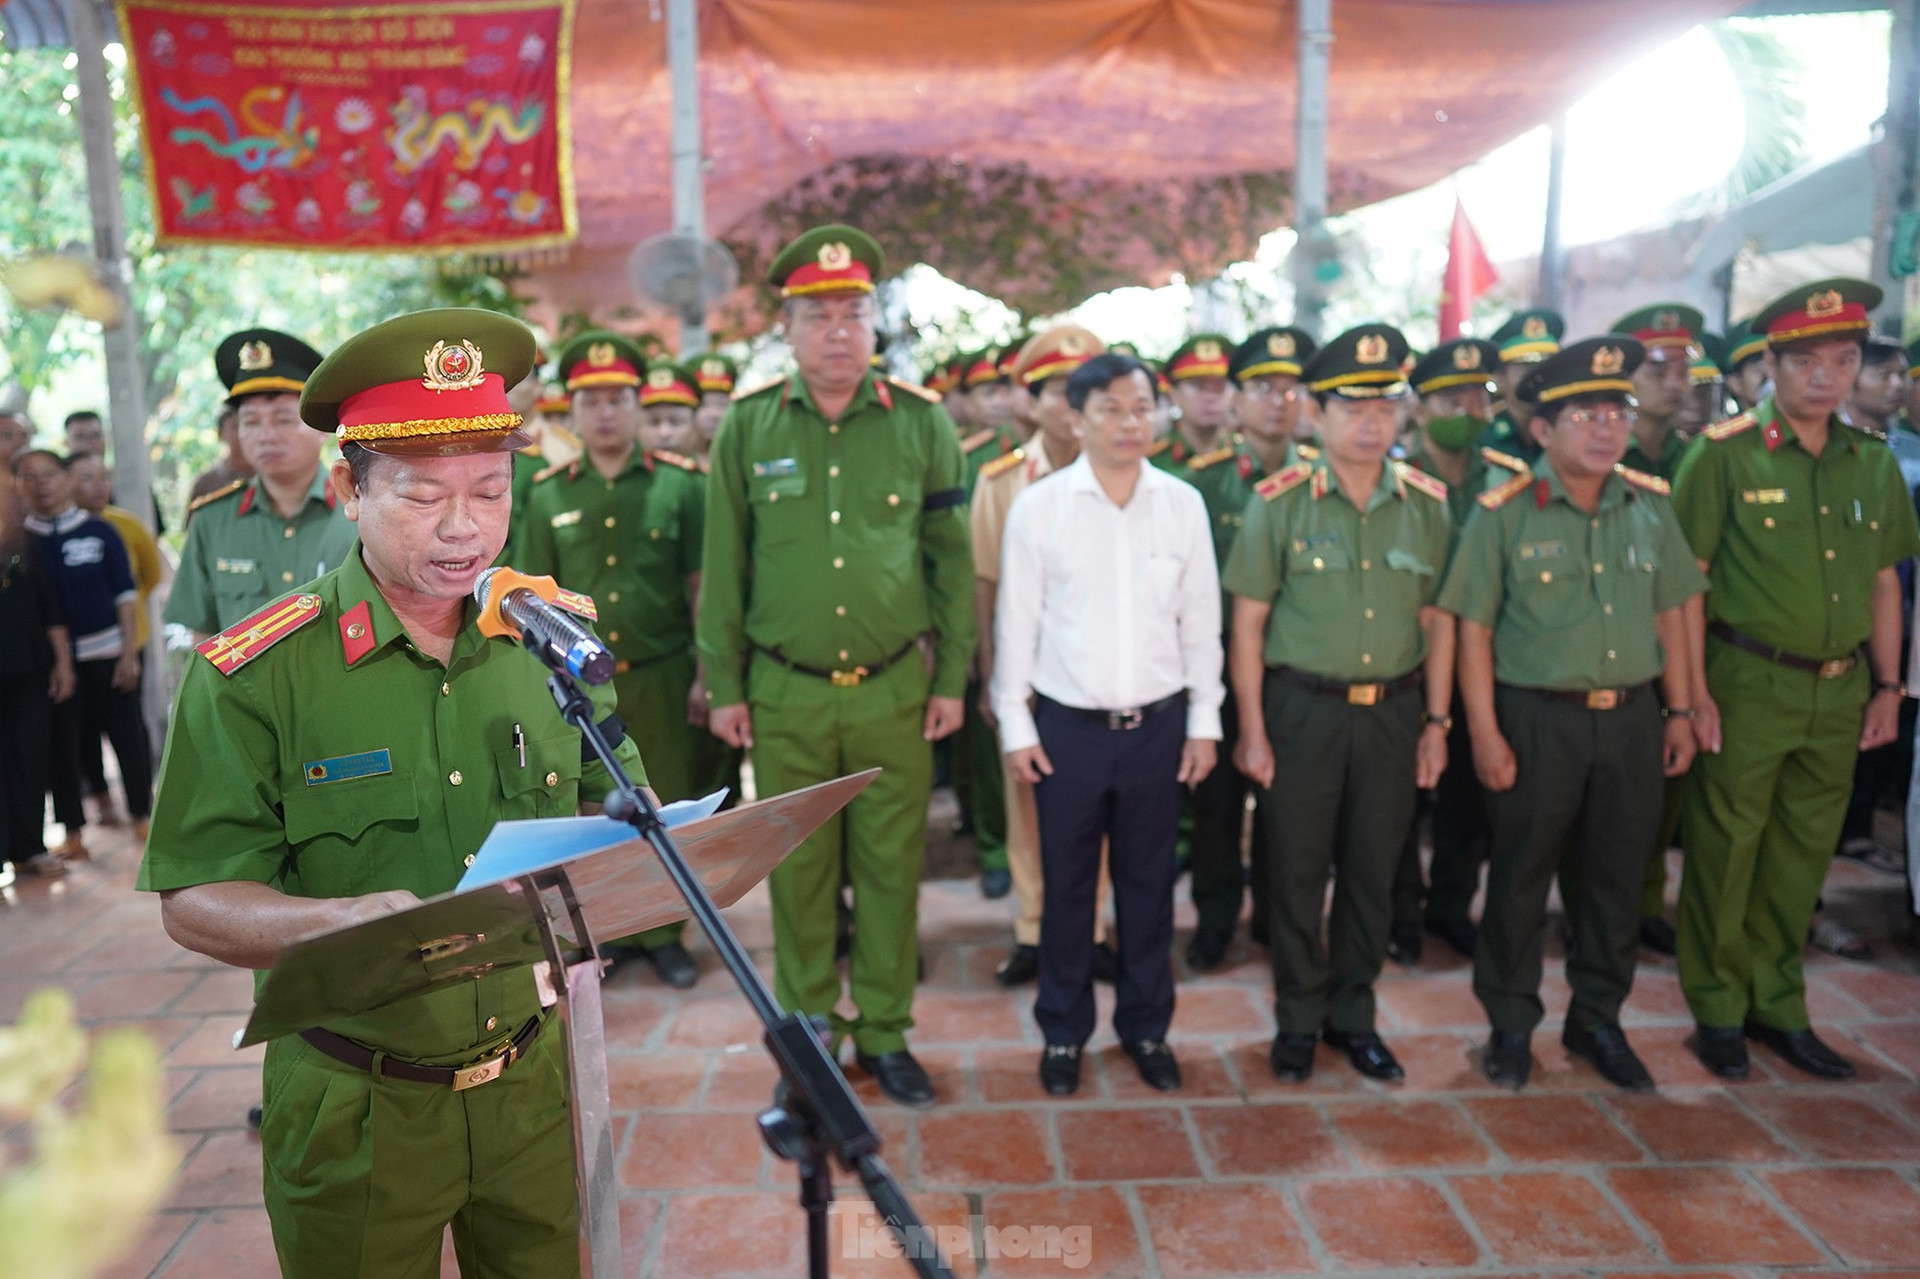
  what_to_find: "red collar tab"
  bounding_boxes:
[322,477,337,509]
[237,484,257,516]
[339,600,377,666]
[1763,418,1786,452]
[1534,478,1552,509]
[874,377,894,411]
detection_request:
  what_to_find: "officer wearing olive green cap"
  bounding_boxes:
[1611,303,1707,481]
[1439,336,1707,1091]
[1222,322,1455,1086]
[1672,277,1920,1082]
[166,329,357,638]
[139,307,645,1279]
[1686,333,1731,434]
[1479,308,1565,463]
[1725,317,1771,413]
[698,224,975,1107]
[1149,333,1238,474]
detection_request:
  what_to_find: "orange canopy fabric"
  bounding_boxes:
[532,0,1744,326]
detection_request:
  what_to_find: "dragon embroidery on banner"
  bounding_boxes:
[386,88,546,175]
[161,86,320,173]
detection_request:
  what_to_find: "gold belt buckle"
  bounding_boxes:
[830,667,866,688]
[1347,683,1382,706]
[1586,689,1621,710]
[452,1054,507,1091]
[1817,657,1854,680]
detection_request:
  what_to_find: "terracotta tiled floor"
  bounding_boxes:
[5,816,1920,1278]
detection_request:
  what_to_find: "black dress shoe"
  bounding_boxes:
[1249,923,1270,948]
[1423,914,1479,958]
[1562,1021,1653,1092]
[1039,1043,1083,1096]
[855,1049,937,1107]
[1090,942,1118,985]
[1745,1022,1857,1080]
[1483,1030,1532,1089]
[1185,926,1231,972]
[1325,1029,1404,1082]
[1269,1032,1317,1082]
[646,941,699,990]
[994,944,1039,987]
[1124,1040,1183,1091]
[980,867,1012,899]
[1690,1025,1749,1080]
[1639,916,1677,956]
[1386,920,1423,966]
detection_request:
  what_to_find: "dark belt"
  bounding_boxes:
[1268,664,1423,706]
[1037,691,1184,731]
[752,639,917,687]
[1708,621,1861,680]
[1504,681,1653,710]
[299,1015,542,1090]
[613,649,684,676]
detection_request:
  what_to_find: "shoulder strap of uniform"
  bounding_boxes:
[650,449,701,472]
[533,460,570,484]
[553,588,598,621]
[1702,411,1757,442]
[1144,437,1172,459]
[1394,460,1448,502]
[733,376,787,401]
[1294,442,1321,461]
[887,374,941,404]
[979,447,1026,482]
[187,477,246,514]
[1613,463,1671,496]
[1478,468,1535,510]
[961,428,998,454]
[1255,460,1314,501]
[1187,445,1236,472]
[1480,446,1527,473]
[196,592,325,677]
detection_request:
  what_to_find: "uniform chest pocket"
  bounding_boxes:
[1513,557,1589,626]
[281,771,420,896]
[1286,543,1352,576]
[1732,489,1805,534]
[211,560,262,599]
[1385,548,1435,577]
[866,481,923,533]
[495,733,581,819]
[751,473,810,548]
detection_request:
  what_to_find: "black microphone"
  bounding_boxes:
[473,566,617,686]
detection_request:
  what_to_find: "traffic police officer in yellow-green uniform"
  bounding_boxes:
[166,329,358,637]
[1181,325,1315,970]
[1672,278,1920,1082]
[1478,309,1564,465]
[699,225,975,1108]
[1149,334,1238,474]
[138,308,646,1279]
[1223,323,1456,1085]
[519,334,711,989]
[1439,337,1708,1092]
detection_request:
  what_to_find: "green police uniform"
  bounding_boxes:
[698,225,975,1062]
[139,309,646,1279]
[1439,338,1709,1043]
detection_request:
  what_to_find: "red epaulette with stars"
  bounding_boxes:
[1395,461,1448,502]
[1478,470,1535,511]
[196,592,324,677]
[1255,460,1314,501]
[1613,464,1671,496]
[1702,412,1756,442]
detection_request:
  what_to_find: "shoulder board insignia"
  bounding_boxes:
[1854,424,1889,443]
[1480,447,1527,472]
[887,375,941,404]
[553,589,598,621]
[1478,470,1535,510]
[961,428,999,454]
[533,460,571,484]
[187,478,247,514]
[1145,437,1172,459]
[197,592,324,676]
[1396,461,1449,502]
[1295,442,1321,460]
[1613,463,1671,496]
[651,449,700,472]
[1187,446,1235,472]
[980,448,1026,482]
[1702,412,1757,442]
[1255,460,1314,502]
[734,376,787,400]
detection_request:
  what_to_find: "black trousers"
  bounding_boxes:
[50,655,152,827]
[1188,693,1271,937]
[1475,686,1662,1033]
[1391,699,1489,930]
[0,672,51,865]
[1032,694,1184,1046]
[1262,674,1421,1035]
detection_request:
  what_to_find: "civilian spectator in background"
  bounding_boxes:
[62,407,165,535]
[14,449,151,856]
[0,410,32,470]
[183,405,254,524]
[0,463,76,880]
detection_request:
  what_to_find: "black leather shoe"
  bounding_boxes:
[246,1105,262,1132]
[1745,1022,1857,1080]
[1423,914,1479,958]
[1124,1040,1183,1091]
[1185,926,1231,972]
[1325,1029,1404,1082]
[645,942,699,990]
[1386,920,1423,966]
[1249,922,1270,948]
[855,1049,937,1107]
[1483,1030,1532,1089]
[980,867,1011,899]
[1090,942,1119,985]
[994,944,1039,987]
[1563,1021,1653,1092]
[1269,1032,1317,1082]
[1690,1025,1749,1080]
[1039,1043,1083,1096]
[1639,916,1677,956]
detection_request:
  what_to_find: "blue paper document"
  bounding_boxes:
[456,790,728,890]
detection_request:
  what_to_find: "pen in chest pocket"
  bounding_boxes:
[513,722,526,768]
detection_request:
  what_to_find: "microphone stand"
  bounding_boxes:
[543,661,954,1279]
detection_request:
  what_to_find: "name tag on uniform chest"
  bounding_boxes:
[1741,489,1789,504]
[753,458,800,478]
[1518,541,1567,561]
[550,509,583,528]
[304,748,394,786]
[216,557,258,574]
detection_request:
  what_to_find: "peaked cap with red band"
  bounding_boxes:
[768,223,884,298]
[298,307,536,456]
[1753,277,1881,348]
[641,361,701,408]
[693,353,738,395]
[558,330,647,392]
[1011,324,1105,386]
[962,346,1008,388]
[1609,302,1705,353]
[1166,333,1235,381]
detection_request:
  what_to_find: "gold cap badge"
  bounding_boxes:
[421,339,485,392]
[238,340,274,371]
[817,242,853,270]
[1522,316,1548,339]
[588,341,616,368]
[701,358,727,377]
[1356,334,1389,365]
[1452,345,1481,370]
[1193,339,1222,362]
[647,368,676,389]
[1806,289,1844,319]
[1058,332,1088,357]
[1654,309,1679,332]
[1268,333,1296,357]
[1591,345,1626,376]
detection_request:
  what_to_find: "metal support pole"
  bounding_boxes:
[1538,113,1568,313]
[666,0,709,354]
[63,0,153,529]
[1290,0,1332,338]
[1871,0,1920,326]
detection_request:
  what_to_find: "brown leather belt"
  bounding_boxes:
[1268,664,1423,706]
[753,639,917,687]
[1708,621,1860,680]
[1505,682,1653,710]
[299,1016,542,1090]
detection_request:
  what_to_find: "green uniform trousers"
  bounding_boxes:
[614,649,727,948]
[958,675,1008,871]
[261,1019,578,1279]
[1190,692,1269,937]
[1678,638,1867,1030]
[751,654,933,1056]
[1475,687,1663,1033]
[1390,702,1488,932]
[1261,674,1421,1035]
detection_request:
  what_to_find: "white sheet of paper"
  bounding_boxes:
[455,789,728,891]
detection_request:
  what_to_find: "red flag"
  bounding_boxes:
[1439,197,1500,340]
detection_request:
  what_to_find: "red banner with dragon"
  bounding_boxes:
[117,0,576,253]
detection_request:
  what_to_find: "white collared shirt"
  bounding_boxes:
[991,455,1224,752]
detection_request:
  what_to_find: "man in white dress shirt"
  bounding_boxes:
[992,352,1225,1097]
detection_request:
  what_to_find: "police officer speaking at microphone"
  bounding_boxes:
[137,307,646,1279]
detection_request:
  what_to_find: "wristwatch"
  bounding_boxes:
[1875,680,1907,697]
[1663,707,1695,720]
[1423,712,1453,731]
